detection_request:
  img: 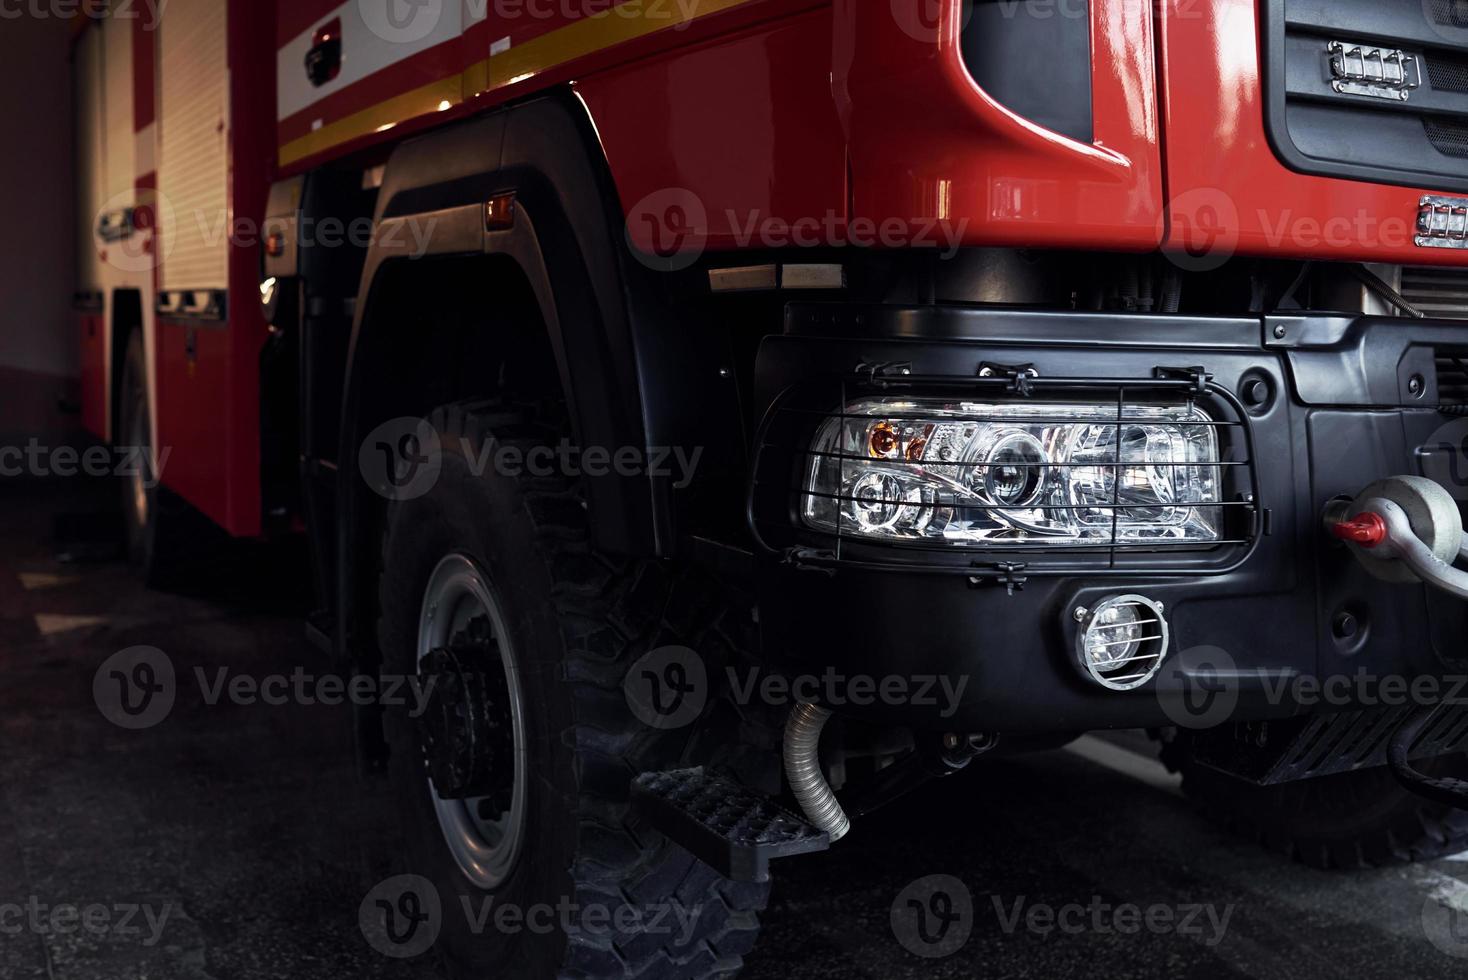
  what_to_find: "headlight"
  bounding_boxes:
[802,397,1222,546]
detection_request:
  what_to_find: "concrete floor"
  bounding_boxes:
[2,480,1467,979]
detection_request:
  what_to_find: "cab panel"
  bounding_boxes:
[1159,0,1468,266]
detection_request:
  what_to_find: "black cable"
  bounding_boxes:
[1351,264,1425,319]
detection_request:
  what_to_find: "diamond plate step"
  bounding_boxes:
[631,767,830,882]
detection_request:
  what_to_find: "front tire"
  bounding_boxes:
[375,402,769,978]
[1162,738,1468,868]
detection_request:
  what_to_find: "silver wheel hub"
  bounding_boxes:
[416,554,528,889]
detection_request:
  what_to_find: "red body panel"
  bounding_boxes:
[839,0,1163,251]
[275,0,824,175]
[132,10,155,131]
[577,8,847,253]
[151,0,275,536]
[278,0,1161,254]
[154,320,233,518]
[78,313,106,437]
[1158,0,1468,266]
[277,0,343,47]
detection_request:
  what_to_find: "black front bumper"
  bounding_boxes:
[750,305,1468,733]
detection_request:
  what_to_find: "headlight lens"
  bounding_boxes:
[802,398,1222,546]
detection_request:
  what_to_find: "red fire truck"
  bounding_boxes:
[69,0,1468,975]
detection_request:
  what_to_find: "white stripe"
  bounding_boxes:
[277,0,464,122]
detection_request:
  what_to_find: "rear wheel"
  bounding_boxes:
[117,331,200,588]
[375,401,770,978]
[1162,738,1468,868]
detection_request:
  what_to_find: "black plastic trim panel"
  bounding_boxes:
[1262,0,1468,191]
[959,0,1093,144]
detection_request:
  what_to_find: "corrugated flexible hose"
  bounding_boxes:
[783,703,851,842]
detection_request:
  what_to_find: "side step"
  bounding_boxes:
[631,767,830,883]
[1390,705,1468,809]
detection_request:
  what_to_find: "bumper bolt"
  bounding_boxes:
[1332,611,1360,640]
[1408,374,1425,397]
[1072,606,1088,623]
[1242,378,1269,406]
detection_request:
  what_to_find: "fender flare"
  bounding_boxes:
[337,93,676,660]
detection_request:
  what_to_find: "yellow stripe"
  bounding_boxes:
[485,0,755,89]
[279,0,755,166]
[280,76,463,167]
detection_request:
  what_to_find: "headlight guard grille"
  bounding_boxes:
[747,365,1264,584]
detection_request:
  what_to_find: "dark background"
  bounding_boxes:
[0,15,79,447]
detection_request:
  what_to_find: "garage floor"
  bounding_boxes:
[2,479,1467,979]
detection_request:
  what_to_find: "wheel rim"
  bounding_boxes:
[416,554,528,889]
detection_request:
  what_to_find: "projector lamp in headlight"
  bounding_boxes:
[1076,594,1171,690]
[802,397,1221,546]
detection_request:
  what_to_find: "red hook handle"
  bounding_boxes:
[1331,512,1387,548]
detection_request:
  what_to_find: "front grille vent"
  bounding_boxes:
[1401,266,1468,317]
[1436,350,1468,403]
[1428,54,1468,94]
[1264,0,1468,190]
[1432,0,1468,28]
[1426,116,1468,157]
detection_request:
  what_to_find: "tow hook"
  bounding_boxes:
[1323,475,1468,597]
[1326,477,1468,809]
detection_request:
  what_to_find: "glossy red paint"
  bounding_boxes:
[837,0,1163,251]
[78,313,106,438]
[132,11,155,131]
[277,0,344,47]
[274,0,823,176]
[1158,0,1468,266]
[154,321,231,521]
[577,8,847,254]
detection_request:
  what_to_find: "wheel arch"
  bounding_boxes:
[336,92,673,668]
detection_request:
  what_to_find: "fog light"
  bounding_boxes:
[1075,594,1170,690]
